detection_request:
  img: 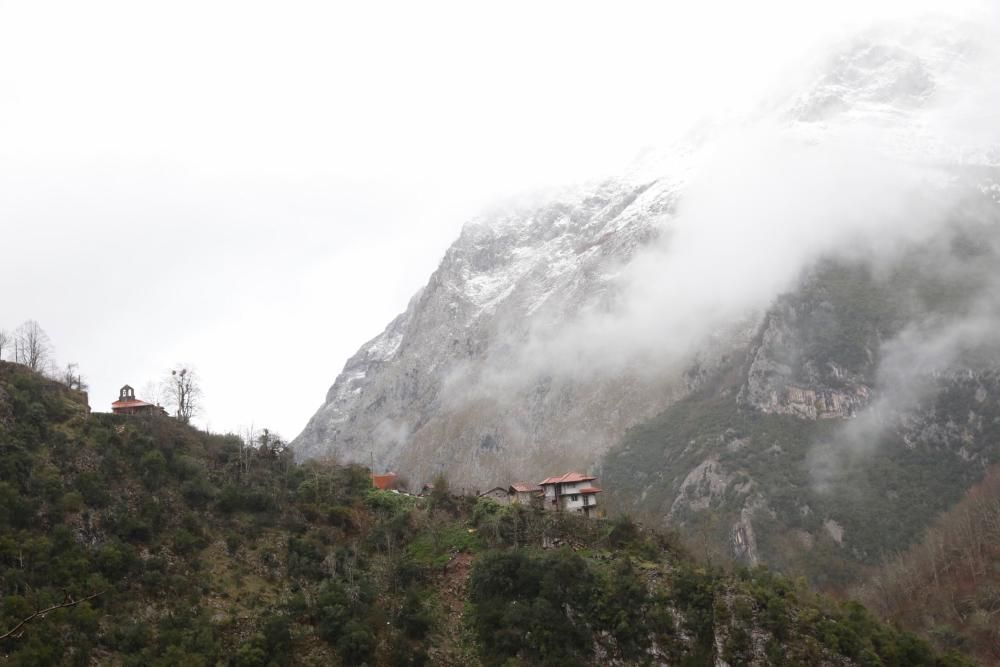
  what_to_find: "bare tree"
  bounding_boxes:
[60,363,88,392]
[163,366,200,423]
[0,329,9,361]
[13,320,52,371]
[239,424,258,476]
[0,590,104,641]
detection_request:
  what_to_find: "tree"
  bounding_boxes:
[256,428,287,459]
[238,424,258,476]
[61,363,88,392]
[13,320,52,371]
[163,366,200,424]
[0,591,104,641]
[0,329,9,361]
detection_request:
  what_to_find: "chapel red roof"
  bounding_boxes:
[539,472,597,485]
[111,399,157,409]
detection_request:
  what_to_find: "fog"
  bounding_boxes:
[463,9,998,396]
[422,5,1000,495]
[1,0,995,439]
[808,210,1000,489]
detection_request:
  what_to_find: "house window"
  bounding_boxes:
[570,494,579,501]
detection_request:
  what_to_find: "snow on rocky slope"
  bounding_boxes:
[293,18,998,488]
[292,174,702,484]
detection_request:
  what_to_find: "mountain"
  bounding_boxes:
[605,237,1000,586]
[0,361,974,665]
[293,19,1000,583]
[293,174,698,484]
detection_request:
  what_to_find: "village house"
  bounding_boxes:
[111,385,167,416]
[538,472,602,518]
[508,482,543,506]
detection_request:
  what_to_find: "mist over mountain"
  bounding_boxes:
[295,12,999,488]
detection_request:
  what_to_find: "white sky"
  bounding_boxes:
[0,0,986,438]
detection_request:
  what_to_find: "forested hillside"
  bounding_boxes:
[857,466,1000,664]
[0,361,975,665]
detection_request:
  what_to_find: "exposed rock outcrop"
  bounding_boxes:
[738,295,877,420]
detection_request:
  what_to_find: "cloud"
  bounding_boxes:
[808,306,1000,490]
[439,9,1000,453]
[3,1,997,441]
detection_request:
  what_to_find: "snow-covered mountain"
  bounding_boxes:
[293,17,999,489]
[292,175,702,484]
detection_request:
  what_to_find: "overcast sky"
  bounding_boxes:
[0,0,986,438]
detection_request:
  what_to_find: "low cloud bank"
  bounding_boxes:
[463,12,998,394]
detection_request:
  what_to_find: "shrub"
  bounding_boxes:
[140,450,168,490]
[58,491,85,514]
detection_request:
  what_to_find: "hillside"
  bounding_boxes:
[0,361,973,665]
[855,465,1000,665]
[605,209,1000,587]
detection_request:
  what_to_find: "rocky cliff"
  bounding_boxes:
[293,176,701,484]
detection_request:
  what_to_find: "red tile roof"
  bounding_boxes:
[578,487,602,494]
[372,472,398,490]
[509,483,542,493]
[538,472,597,485]
[111,399,157,409]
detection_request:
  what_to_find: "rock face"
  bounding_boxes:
[738,295,876,421]
[293,178,696,485]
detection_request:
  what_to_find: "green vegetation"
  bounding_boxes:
[857,465,1000,665]
[466,534,969,666]
[0,361,450,665]
[607,375,995,587]
[605,252,1000,589]
[0,361,975,664]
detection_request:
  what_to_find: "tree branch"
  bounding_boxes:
[0,590,104,641]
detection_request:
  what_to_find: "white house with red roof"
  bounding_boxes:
[538,472,602,518]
